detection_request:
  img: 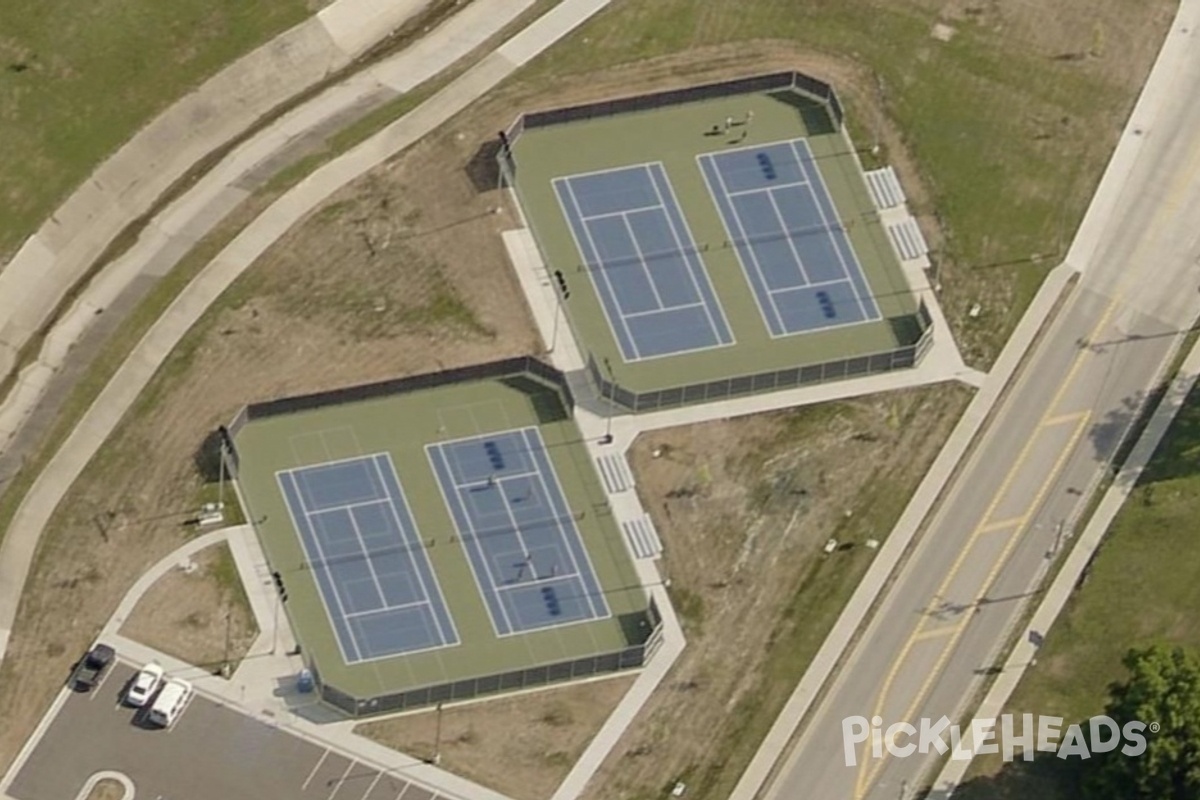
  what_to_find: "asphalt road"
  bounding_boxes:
[8,663,444,800]
[764,22,1200,800]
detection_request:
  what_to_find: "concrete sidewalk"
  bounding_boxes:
[733,0,1199,796]
[724,261,1075,800]
[0,523,512,800]
[0,0,549,668]
[0,0,614,776]
[0,0,432,385]
[931,325,1200,795]
[0,0,536,462]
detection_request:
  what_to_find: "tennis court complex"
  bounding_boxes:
[230,360,657,714]
[505,73,928,409]
[427,427,610,636]
[553,163,734,361]
[278,453,458,663]
[698,138,881,337]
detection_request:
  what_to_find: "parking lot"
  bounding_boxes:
[8,663,449,800]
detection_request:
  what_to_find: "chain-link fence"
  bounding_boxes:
[587,301,933,413]
[319,600,662,717]
[507,70,840,134]
[497,71,935,414]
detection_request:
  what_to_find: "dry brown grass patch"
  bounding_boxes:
[120,542,257,673]
[356,676,635,800]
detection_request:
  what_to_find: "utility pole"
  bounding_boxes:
[271,589,281,655]
[217,437,226,509]
[433,702,444,765]
[222,610,233,678]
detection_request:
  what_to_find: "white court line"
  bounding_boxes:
[577,203,664,221]
[618,210,668,310]
[765,187,815,286]
[450,467,542,490]
[522,428,611,620]
[278,473,358,664]
[788,138,879,321]
[424,443,514,636]
[698,153,788,336]
[645,162,733,345]
[308,498,392,516]
[768,281,883,335]
[780,276,861,292]
[623,302,707,319]
[556,177,643,360]
[372,453,460,647]
[494,570,583,592]
[549,162,655,183]
[302,749,331,791]
[342,598,432,619]
[279,455,382,511]
[276,451,391,479]
[341,508,390,614]
[725,178,809,197]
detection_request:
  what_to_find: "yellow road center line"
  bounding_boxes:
[911,625,962,643]
[856,413,1090,796]
[976,516,1026,534]
[850,109,1200,800]
[1040,410,1089,428]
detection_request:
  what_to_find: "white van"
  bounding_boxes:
[147,678,193,728]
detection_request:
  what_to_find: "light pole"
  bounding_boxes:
[271,589,281,655]
[222,609,232,677]
[433,702,444,765]
[601,357,616,445]
[549,300,562,352]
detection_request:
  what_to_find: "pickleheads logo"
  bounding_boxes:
[841,714,1157,767]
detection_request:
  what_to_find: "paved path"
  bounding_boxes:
[0,524,510,800]
[754,1,1200,797]
[0,4,631,798]
[0,0,431,385]
[501,148,982,799]
[0,0,574,667]
[0,0,538,466]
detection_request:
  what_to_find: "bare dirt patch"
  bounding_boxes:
[0,56,537,772]
[580,384,973,800]
[120,542,257,673]
[0,0,1173,777]
[357,676,635,800]
[85,778,126,800]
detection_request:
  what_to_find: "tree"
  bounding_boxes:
[1085,644,1200,799]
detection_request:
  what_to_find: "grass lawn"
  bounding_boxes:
[0,0,309,259]
[516,0,1175,366]
[953,378,1200,799]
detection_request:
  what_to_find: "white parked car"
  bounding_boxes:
[147,678,194,728]
[125,662,164,707]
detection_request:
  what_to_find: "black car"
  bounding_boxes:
[69,643,115,692]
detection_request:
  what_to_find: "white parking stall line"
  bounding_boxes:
[302,749,331,791]
[89,665,114,701]
[359,771,383,800]
[326,760,356,800]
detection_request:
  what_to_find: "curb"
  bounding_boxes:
[729,263,1076,800]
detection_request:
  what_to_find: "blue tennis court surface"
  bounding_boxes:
[698,138,881,337]
[553,163,734,362]
[426,427,610,637]
[277,454,458,663]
